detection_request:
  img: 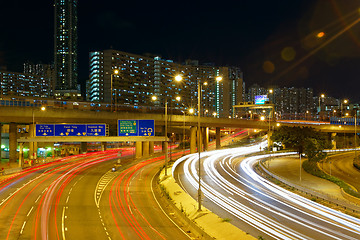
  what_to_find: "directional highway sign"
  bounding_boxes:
[118,120,154,136]
[36,124,107,137]
[36,124,55,136]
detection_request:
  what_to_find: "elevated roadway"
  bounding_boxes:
[0,106,356,133]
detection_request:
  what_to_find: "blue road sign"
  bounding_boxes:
[55,124,87,136]
[36,124,107,137]
[118,120,154,136]
[36,124,55,136]
[86,124,106,136]
[138,120,155,136]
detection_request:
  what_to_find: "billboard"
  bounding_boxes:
[255,95,269,105]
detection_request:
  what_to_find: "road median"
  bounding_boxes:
[158,166,256,240]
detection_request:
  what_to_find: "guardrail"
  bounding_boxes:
[259,155,360,214]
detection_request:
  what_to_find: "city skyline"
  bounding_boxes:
[1,1,360,101]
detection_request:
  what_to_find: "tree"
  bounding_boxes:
[271,126,331,161]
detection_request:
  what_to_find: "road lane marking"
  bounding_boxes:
[27,206,34,217]
[20,221,26,234]
[62,206,66,240]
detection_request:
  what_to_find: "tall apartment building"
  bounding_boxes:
[246,84,268,102]
[23,62,55,93]
[54,0,79,98]
[272,87,314,118]
[0,70,53,98]
[88,49,243,117]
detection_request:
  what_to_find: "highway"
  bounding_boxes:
[0,149,190,240]
[322,151,360,192]
[173,142,360,240]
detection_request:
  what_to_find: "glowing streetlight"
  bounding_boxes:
[111,69,120,111]
[32,106,46,160]
[175,75,183,82]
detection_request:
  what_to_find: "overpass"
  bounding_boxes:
[0,106,357,164]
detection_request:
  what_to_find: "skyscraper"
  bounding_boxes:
[54,0,78,99]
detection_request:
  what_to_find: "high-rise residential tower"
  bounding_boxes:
[54,0,79,99]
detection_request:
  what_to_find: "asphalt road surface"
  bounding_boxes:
[0,149,190,240]
[322,151,360,192]
[173,142,360,240]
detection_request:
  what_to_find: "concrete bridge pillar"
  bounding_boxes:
[203,127,209,151]
[19,142,24,168]
[9,122,17,163]
[101,142,107,151]
[80,142,88,154]
[142,141,150,157]
[29,123,37,160]
[190,126,197,153]
[216,127,221,149]
[331,132,337,149]
[135,141,142,159]
[149,141,154,155]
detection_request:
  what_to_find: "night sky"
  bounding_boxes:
[1,0,360,101]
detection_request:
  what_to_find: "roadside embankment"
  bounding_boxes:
[158,167,256,240]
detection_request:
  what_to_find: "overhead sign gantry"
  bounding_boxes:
[36,124,107,137]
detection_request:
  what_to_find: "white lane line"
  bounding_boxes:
[35,195,41,203]
[20,221,26,234]
[62,206,66,240]
[27,206,34,217]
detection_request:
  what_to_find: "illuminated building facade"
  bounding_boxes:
[54,0,78,98]
[0,70,53,98]
[88,49,243,117]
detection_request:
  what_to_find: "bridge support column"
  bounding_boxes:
[149,141,154,155]
[331,133,337,149]
[9,122,17,163]
[19,142,24,168]
[216,127,221,149]
[190,127,197,153]
[142,141,149,157]
[135,142,142,159]
[101,142,107,151]
[203,127,209,151]
[29,123,37,160]
[81,142,88,154]
[267,131,273,150]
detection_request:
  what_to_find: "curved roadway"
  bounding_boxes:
[0,150,190,240]
[173,143,360,240]
[322,152,360,192]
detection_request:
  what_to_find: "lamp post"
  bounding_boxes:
[32,106,46,160]
[110,69,119,112]
[151,75,182,176]
[197,76,222,211]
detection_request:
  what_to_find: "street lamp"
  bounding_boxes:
[111,69,119,112]
[32,106,46,160]
[197,75,222,211]
[151,75,183,176]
